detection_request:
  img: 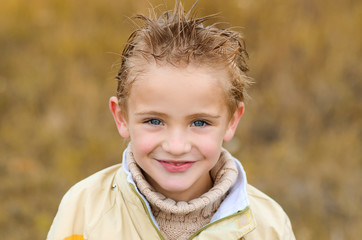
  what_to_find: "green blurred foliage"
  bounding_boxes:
[0,0,361,239]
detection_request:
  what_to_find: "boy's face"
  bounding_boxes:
[110,64,244,201]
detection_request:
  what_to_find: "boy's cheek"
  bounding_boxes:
[130,131,158,154]
[198,138,223,158]
[189,132,223,156]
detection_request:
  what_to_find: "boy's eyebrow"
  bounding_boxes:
[134,111,221,119]
[135,111,168,118]
[187,113,221,119]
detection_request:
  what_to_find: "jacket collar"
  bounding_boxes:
[121,147,250,223]
[118,147,256,238]
[210,150,250,222]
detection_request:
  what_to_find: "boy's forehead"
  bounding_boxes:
[127,64,230,113]
[131,64,229,95]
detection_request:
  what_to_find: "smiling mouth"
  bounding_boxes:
[162,161,191,166]
[158,160,195,172]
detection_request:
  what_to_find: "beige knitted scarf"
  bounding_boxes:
[127,149,238,240]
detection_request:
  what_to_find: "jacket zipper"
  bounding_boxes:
[187,206,252,239]
[129,184,166,240]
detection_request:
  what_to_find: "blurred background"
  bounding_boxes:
[0,0,361,239]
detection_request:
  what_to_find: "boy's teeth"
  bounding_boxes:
[168,162,185,166]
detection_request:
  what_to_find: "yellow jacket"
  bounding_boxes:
[48,151,295,240]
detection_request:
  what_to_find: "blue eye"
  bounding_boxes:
[148,119,163,125]
[192,120,207,127]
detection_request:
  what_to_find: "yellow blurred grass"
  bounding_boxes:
[0,0,361,239]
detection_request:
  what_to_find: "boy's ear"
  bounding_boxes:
[223,102,245,142]
[109,96,130,138]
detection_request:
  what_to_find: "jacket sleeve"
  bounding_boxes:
[47,165,122,240]
[282,212,295,240]
[47,185,88,240]
[245,184,296,240]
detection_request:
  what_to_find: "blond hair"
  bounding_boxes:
[116,1,251,115]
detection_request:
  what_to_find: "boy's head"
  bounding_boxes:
[115,2,250,118]
[110,2,249,201]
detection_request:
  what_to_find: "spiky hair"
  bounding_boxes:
[116,1,251,115]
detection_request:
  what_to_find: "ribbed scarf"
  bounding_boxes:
[127,149,238,240]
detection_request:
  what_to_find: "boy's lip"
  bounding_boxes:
[157,160,195,173]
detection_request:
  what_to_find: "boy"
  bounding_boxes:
[48,2,295,240]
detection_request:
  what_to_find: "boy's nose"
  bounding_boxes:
[162,131,191,155]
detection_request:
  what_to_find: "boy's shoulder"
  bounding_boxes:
[48,164,123,239]
[57,163,123,211]
[246,184,283,207]
[58,163,123,213]
[246,184,295,239]
[66,164,122,194]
